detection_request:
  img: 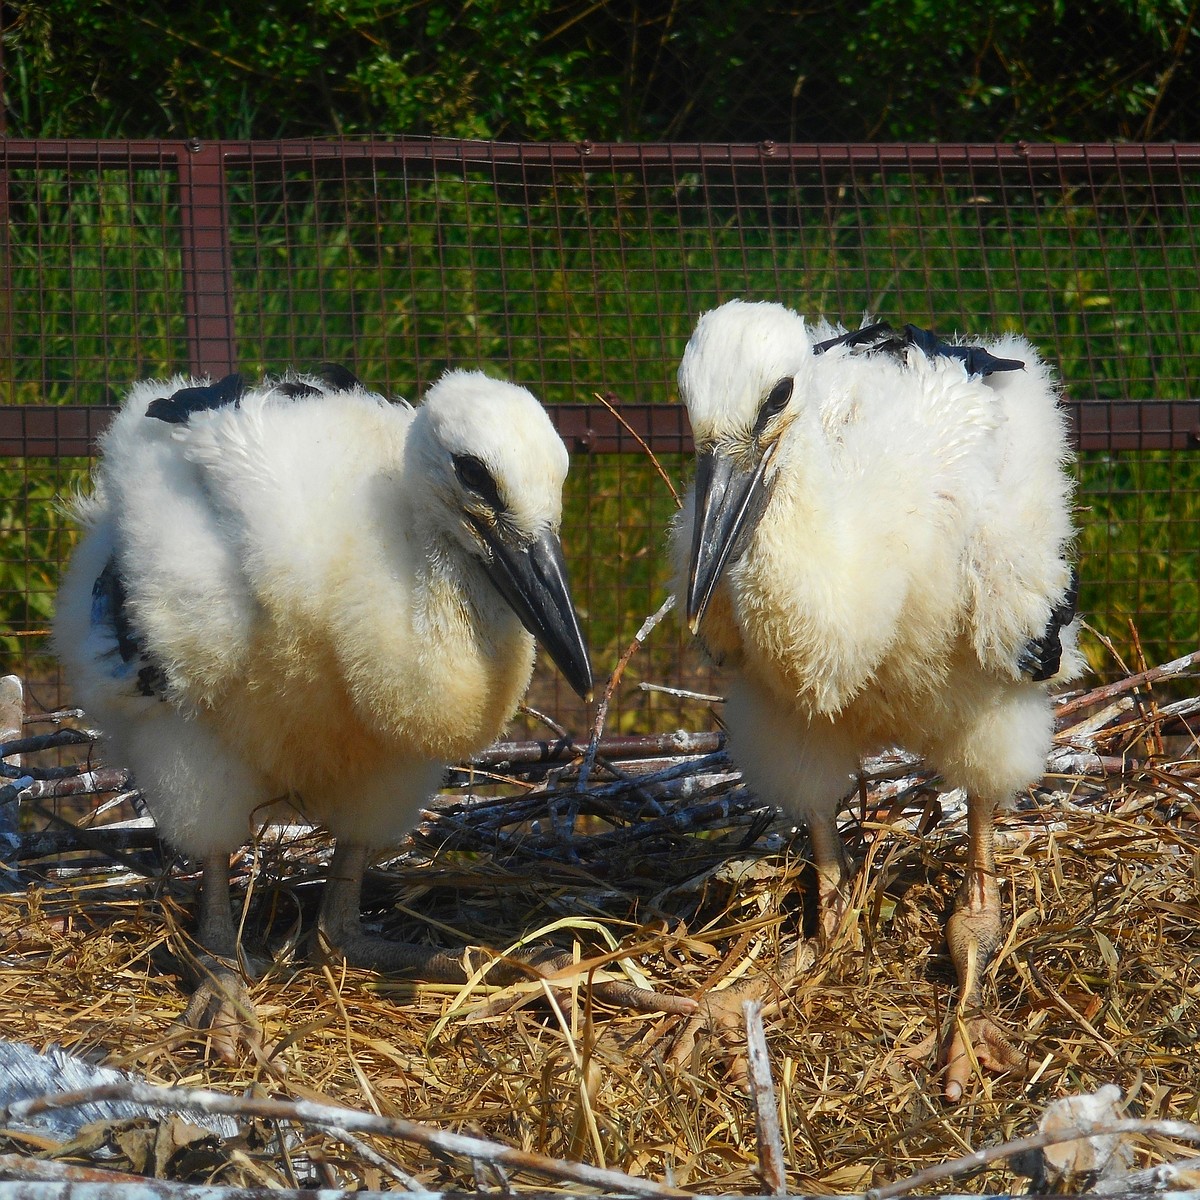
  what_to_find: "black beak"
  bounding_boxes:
[685,445,775,634]
[474,521,593,701]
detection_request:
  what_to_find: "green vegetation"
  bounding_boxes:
[2,160,1197,707]
[4,1,1198,143]
[4,0,1199,713]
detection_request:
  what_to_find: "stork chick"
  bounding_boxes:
[672,300,1081,1101]
[56,367,689,1057]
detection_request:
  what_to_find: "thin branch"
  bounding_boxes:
[744,999,787,1195]
[6,1081,692,1199]
[579,595,677,791]
[591,390,682,508]
[1055,649,1200,719]
[868,1117,1200,1200]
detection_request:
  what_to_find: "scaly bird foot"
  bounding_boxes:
[933,847,1025,1101]
[167,952,269,1066]
[313,929,697,1018]
[940,1008,1027,1102]
[667,941,816,1090]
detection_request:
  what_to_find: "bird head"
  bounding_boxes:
[677,300,813,634]
[410,370,593,701]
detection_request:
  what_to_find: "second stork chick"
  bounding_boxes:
[673,299,1081,1101]
[56,367,691,1057]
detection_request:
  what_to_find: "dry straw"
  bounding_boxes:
[1,638,1198,1194]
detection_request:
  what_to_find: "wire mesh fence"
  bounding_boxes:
[2,138,1199,737]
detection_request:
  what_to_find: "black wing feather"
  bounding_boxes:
[318,362,363,392]
[1019,567,1079,682]
[90,557,169,699]
[814,321,1024,377]
[276,379,323,399]
[145,372,246,424]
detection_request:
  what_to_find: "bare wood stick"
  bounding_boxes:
[867,1117,1200,1200]
[0,677,22,768]
[21,707,86,725]
[1,727,95,760]
[7,1081,692,1199]
[10,823,160,862]
[639,681,726,703]
[12,769,131,800]
[0,1152,157,1184]
[743,998,787,1195]
[463,730,724,780]
[1055,649,1200,719]
[579,595,677,791]
[591,390,682,507]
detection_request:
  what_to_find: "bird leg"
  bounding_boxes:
[171,851,267,1064]
[807,813,852,943]
[939,798,1025,1101]
[313,840,695,1016]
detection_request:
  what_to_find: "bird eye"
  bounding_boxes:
[754,377,794,435]
[453,454,503,509]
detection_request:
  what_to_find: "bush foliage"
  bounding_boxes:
[4,0,1199,142]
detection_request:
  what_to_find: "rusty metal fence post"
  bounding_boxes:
[177,140,236,379]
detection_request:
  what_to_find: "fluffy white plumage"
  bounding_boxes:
[672,299,1082,1099]
[54,366,672,1053]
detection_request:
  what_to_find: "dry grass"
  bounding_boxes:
[1,642,1198,1194]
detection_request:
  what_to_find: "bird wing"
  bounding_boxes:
[173,378,413,613]
[89,376,276,708]
[797,328,1078,699]
[956,336,1081,682]
[95,373,414,709]
[86,553,170,699]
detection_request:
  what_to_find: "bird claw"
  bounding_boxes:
[515,946,697,1017]
[899,1008,1026,1101]
[167,954,268,1067]
[667,977,766,1091]
[940,1009,1027,1102]
[666,941,815,1089]
[313,923,695,1019]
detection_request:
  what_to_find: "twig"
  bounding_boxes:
[1055,649,1200,719]
[6,768,131,801]
[474,728,724,771]
[0,775,34,806]
[579,595,677,791]
[6,1081,692,1199]
[744,999,787,1195]
[639,681,726,703]
[591,390,682,507]
[21,707,86,725]
[867,1116,1200,1200]
[0,1153,156,1184]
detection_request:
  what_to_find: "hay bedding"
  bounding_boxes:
[1,638,1199,1196]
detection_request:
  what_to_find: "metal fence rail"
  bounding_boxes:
[2,138,1198,732]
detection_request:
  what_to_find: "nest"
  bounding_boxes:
[1,636,1198,1196]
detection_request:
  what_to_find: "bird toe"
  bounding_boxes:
[665,940,815,1088]
[940,1011,1027,1102]
[168,956,267,1067]
[520,946,698,1017]
[666,979,763,1090]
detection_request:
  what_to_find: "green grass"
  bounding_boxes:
[3,159,1198,705]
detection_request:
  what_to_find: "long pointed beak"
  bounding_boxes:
[686,445,774,635]
[475,522,593,701]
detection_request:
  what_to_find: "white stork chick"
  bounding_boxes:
[673,300,1081,1101]
[56,367,687,1055]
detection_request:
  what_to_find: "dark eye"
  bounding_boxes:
[754,376,793,435]
[453,454,503,510]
